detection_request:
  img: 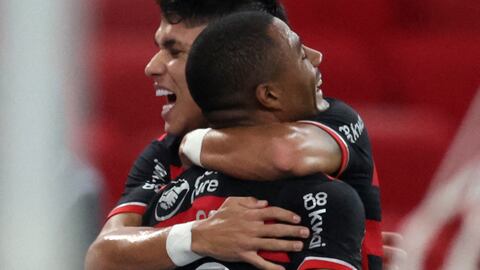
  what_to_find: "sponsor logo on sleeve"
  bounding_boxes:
[143,158,168,192]
[338,115,364,144]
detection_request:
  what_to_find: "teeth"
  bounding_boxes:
[156,89,173,97]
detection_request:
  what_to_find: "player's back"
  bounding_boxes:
[143,167,365,270]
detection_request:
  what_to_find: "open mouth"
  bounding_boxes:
[315,78,322,92]
[156,88,177,104]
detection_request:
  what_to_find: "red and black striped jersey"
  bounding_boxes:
[142,167,365,270]
[299,98,383,270]
[108,97,383,270]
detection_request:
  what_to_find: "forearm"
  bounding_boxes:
[86,198,310,270]
[85,213,175,270]
[199,125,287,180]
[85,226,174,270]
[199,123,340,180]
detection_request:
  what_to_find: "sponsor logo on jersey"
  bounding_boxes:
[191,171,220,202]
[303,191,328,249]
[338,115,364,144]
[142,158,168,192]
[155,179,190,221]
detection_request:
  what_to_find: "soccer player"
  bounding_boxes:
[86,2,314,270]
[86,1,391,270]
[140,11,365,270]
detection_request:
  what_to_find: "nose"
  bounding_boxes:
[144,51,167,77]
[304,45,322,67]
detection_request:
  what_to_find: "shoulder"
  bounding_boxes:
[279,175,365,231]
[147,133,183,166]
[301,98,367,143]
[279,176,365,269]
[154,133,179,150]
[325,98,360,118]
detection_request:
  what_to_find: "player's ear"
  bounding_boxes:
[256,83,282,110]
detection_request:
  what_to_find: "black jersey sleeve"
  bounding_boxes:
[107,135,177,219]
[300,100,383,269]
[298,98,374,180]
[279,176,365,270]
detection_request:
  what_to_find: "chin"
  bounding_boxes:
[164,122,181,136]
[163,122,172,135]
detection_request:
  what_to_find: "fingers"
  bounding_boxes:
[222,197,269,209]
[384,246,407,261]
[382,231,407,266]
[251,238,304,252]
[242,252,286,270]
[382,231,403,246]
[221,197,302,226]
[257,223,310,239]
[253,206,302,224]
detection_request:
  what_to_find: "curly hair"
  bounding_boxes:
[186,11,283,114]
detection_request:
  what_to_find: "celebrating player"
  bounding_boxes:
[146,11,365,270]
[86,1,390,270]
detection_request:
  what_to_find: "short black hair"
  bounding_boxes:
[157,0,288,26]
[186,11,282,114]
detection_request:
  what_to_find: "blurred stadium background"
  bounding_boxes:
[1,0,479,269]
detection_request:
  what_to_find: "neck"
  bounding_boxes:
[206,109,280,129]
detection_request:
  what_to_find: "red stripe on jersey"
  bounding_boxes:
[361,220,383,270]
[153,196,291,263]
[297,121,350,177]
[107,203,147,220]
[154,196,226,228]
[361,250,368,270]
[372,163,380,187]
[256,220,290,262]
[326,174,336,181]
[364,220,383,256]
[170,165,185,179]
[157,133,168,141]
[298,257,356,270]
[258,251,290,263]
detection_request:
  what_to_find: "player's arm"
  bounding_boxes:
[85,138,173,270]
[180,123,342,181]
[85,217,174,270]
[85,197,310,270]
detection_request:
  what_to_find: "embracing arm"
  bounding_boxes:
[85,213,176,270]
[181,123,341,181]
[85,198,309,270]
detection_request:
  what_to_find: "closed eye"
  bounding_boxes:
[169,48,182,58]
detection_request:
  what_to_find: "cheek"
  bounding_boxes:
[169,59,188,83]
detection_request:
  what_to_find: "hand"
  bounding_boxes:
[191,197,310,270]
[382,231,407,270]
